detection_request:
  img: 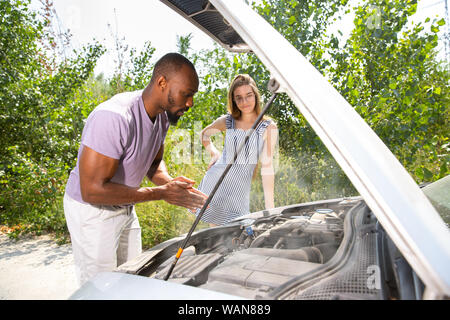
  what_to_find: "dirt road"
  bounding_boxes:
[0,232,79,300]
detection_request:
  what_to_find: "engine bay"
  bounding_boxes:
[143,199,358,299]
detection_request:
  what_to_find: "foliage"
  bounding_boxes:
[327,0,449,182]
[248,0,449,186]
[109,40,156,93]
[252,0,349,72]
[0,0,104,239]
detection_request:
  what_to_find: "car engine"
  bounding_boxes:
[142,201,352,299]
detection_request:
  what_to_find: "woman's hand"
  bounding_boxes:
[201,115,227,170]
[208,149,221,170]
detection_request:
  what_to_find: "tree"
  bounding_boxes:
[328,0,449,182]
[0,0,104,237]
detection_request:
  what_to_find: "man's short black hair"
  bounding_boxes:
[150,52,196,84]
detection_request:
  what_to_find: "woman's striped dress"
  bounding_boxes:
[194,114,272,225]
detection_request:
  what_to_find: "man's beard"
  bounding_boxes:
[165,90,182,125]
[166,110,180,125]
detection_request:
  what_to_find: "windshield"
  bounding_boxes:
[422,175,450,228]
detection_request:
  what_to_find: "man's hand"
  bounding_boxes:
[159,176,208,211]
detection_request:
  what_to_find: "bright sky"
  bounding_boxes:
[39,0,217,76]
[32,0,447,77]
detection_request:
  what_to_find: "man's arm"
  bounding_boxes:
[79,145,206,210]
[147,144,172,186]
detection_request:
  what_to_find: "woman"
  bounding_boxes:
[194,74,278,226]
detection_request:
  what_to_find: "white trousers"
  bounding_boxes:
[63,193,142,287]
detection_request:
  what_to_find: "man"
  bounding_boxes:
[63,53,207,286]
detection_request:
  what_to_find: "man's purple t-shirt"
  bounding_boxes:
[65,90,170,204]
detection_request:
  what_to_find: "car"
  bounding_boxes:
[70,176,449,300]
[69,0,450,300]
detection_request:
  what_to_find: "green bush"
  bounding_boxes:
[0,0,104,240]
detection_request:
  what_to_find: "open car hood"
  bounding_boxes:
[161,0,250,52]
[161,0,450,298]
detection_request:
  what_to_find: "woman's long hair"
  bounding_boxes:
[226,74,272,181]
[227,74,266,120]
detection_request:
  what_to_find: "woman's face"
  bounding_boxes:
[233,84,256,115]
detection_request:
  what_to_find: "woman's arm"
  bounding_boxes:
[200,115,227,169]
[260,122,278,209]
